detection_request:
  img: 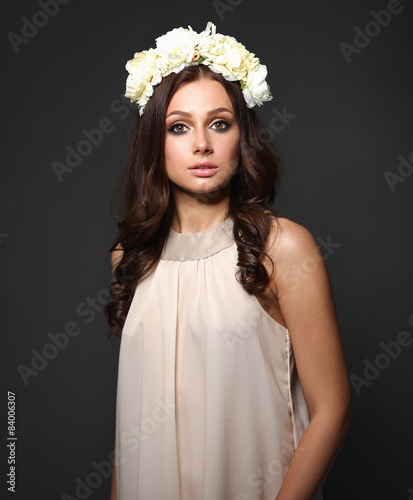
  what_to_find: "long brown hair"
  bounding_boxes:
[105,65,284,337]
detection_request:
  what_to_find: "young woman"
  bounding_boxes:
[106,22,352,500]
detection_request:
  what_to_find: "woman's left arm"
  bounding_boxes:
[268,218,352,500]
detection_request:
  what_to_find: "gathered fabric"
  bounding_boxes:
[115,217,323,500]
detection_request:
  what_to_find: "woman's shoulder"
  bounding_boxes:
[266,215,321,264]
[264,215,329,296]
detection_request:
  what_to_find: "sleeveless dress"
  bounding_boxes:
[115,217,323,500]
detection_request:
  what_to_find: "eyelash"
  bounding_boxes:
[167,120,233,135]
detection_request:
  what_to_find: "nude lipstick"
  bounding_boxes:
[188,162,218,177]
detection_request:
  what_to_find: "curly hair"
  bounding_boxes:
[104,64,284,338]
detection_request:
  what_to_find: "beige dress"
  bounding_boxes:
[115,217,323,500]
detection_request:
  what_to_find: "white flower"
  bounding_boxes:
[197,21,216,38]
[155,27,197,68]
[123,22,273,114]
[151,57,173,85]
[200,34,256,82]
[242,64,273,108]
[125,49,158,112]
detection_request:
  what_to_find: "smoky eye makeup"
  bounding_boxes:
[210,120,233,132]
[166,118,234,135]
[167,122,189,135]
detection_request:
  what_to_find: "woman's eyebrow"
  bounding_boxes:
[165,107,234,119]
[207,107,233,116]
[166,110,190,118]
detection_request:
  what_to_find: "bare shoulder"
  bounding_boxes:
[266,216,320,263]
[264,215,331,295]
[256,215,328,324]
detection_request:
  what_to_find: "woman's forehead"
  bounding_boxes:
[167,79,234,114]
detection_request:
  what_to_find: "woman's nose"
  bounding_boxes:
[192,128,212,154]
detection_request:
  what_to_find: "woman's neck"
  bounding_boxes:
[170,186,231,234]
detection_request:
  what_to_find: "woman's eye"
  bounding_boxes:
[168,123,188,134]
[211,120,230,131]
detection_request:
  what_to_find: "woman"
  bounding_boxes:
[106,22,352,500]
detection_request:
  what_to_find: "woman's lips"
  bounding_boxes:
[188,162,218,177]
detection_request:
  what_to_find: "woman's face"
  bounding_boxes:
[164,78,240,197]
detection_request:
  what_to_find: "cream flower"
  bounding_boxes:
[200,34,256,82]
[124,22,273,114]
[197,21,216,39]
[151,57,173,85]
[125,49,158,114]
[242,64,272,108]
[155,27,197,68]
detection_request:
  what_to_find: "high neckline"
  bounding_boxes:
[161,217,235,261]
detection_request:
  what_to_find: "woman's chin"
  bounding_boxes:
[171,180,232,202]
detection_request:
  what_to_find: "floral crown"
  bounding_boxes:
[124,22,273,116]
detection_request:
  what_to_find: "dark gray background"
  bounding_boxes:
[2,0,412,498]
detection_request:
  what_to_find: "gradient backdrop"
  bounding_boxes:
[2,0,413,499]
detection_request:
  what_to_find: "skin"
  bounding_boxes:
[164,78,240,233]
[110,77,352,500]
[258,220,352,499]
